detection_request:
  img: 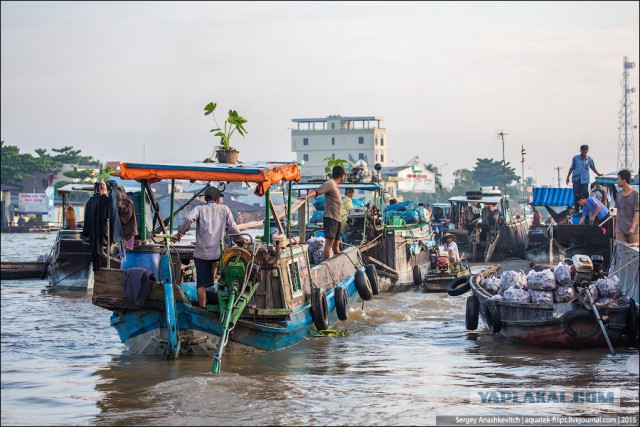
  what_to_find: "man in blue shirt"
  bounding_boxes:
[576,194,612,235]
[565,145,602,211]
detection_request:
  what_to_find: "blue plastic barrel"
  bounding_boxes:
[121,245,161,278]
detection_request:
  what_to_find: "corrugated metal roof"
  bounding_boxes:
[530,187,574,207]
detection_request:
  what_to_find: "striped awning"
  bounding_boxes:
[530,187,574,207]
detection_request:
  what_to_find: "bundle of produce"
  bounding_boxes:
[480,277,501,294]
[313,196,325,211]
[503,286,531,303]
[554,262,571,286]
[526,269,556,291]
[554,285,576,303]
[306,237,326,265]
[528,289,554,305]
[500,270,527,294]
[595,275,621,299]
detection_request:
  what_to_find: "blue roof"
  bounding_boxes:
[530,187,574,207]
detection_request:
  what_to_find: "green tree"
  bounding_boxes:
[63,167,96,182]
[472,158,519,187]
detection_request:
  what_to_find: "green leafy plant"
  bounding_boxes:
[204,101,248,152]
[323,156,355,176]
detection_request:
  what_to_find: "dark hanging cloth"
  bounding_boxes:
[82,194,112,271]
[124,268,155,307]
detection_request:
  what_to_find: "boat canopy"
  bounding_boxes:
[529,187,574,207]
[449,195,503,204]
[291,182,381,192]
[56,183,140,194]
[596,173,639,186]
[113,161,301,196]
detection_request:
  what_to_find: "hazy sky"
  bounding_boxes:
[1,1,638,186]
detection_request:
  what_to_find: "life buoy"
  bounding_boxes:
[466,294,480,330]
[484,298,502,333]
[446,275,472,296]
[311,287,329,330]
[334,287,349,321]
[365,264,380,295]
[354,270,373,301]
[626,299,638,345]
[413,265,422,286]
[561,310,599,339]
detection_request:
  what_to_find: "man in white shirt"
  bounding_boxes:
[442,232,460,262]
[172,186,243,308]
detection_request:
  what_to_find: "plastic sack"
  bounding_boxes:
[503,287,531,303]
[526,269,556,291]
[310,210,324,224]
[491,294,504,301]
[554,285,576,303]
[481,277,501,295]
[528,289,554,305]
[554,262,571,286]
[352,197,365,208]
[313,196,325,212]
[595,275,621,299]
[500,270,527,292]
[384,201,417,212]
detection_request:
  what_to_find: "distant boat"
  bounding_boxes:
[0,261,46,280]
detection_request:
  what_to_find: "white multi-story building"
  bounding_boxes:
[291,115,387,178]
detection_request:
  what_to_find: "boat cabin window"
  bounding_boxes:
[287,259,302,294]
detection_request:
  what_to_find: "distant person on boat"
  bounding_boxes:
[481,203,501,228]
[172,186,245,309]
[576,194,612,234]
[17,216,26,227]
[589,181,609,207]
[340,187,355,232]
[466,203,481,224]
[565,145,603,212]
[441,232,460,262]
[614,169,639,246]
[65,206,77,229]
[389,198,398,205]
[298,165,346,261]
[531,207,542,226]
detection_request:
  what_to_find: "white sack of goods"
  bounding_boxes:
[526,269,556,291]
[554,285,576,303]
[595,275,621,299]
[528,289,554,305]
[492,294,504,301]
[554,262,571,286]
[503,286,531,303]
[587,282,600,302]
[481,277,501,295]
[306,237,326,265]
[500,270,527,294]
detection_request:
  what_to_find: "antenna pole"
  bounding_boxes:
[554,166,563,187]
[496,131,508,201]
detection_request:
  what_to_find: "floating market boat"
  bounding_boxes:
[456,257,637,349]
[447,187,528,262]
[91,161,380,372]
[0,261,47,280]
[291,178,436,291]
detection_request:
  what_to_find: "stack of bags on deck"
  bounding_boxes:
[480,264,622,306]
[306,237,326,265]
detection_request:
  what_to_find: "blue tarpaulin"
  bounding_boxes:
[530,187,574,207]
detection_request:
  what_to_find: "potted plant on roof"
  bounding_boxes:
[203,101,248,164]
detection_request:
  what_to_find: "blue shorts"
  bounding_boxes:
[193,257,220,288]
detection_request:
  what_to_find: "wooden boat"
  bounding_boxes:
[446,187,528,262]
[0,261,46,280]
[461,262,637,349]
[291,180,436,291]
[46,183,136,290]
[91,161,381,372]
[422,259,471,292]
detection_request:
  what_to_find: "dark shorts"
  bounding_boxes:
[193,257,220,288]
[323,217,342,241]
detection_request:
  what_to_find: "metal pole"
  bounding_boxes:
[140,180,146,241]
[264,188,271,245]
[286,181,292,238]
[624,57,629,168]
[169,179,175,234]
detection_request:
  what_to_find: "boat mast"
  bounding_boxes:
[617,57,637,172]
[496,130,508,204]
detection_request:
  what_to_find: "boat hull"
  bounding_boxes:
[0,261,46,280]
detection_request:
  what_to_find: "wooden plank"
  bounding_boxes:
[359,234,382,252]
[366,256,398,275]
[269,198,286,235]
[376,269,400,280]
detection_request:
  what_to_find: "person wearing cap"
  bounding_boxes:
[566,145,603,212]
[441,232,460,262]
[172,186,243,308]
[298,165,346,261]
[340,188,355,232]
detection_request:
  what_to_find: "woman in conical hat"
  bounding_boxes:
[441,232,459,261]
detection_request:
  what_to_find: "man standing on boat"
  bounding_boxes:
[299,166,346,261]
[565,145,603,212]
[614,169,639,246]
[172,186,243,308]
